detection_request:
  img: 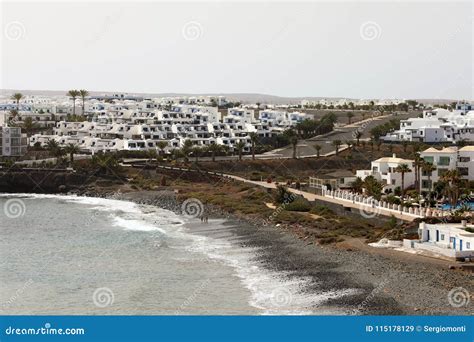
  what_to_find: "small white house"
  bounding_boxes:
[356,154,415,192]
[405,221,474,260]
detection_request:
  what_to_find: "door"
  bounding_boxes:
[460,240,463,251]
[427,230,430,241]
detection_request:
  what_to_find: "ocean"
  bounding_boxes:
[0,194,357,315]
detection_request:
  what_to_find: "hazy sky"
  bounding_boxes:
[1,1,472,99]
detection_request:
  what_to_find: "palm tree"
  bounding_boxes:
[350,177,364,194]
[92,153,120,176]
[191,146,202,163]
[64,143,80,164]
[345,140,353,152]
[207,143,222,162]
[67,90,79,115]
[313,144,322,158]
[235,141,246,161]
[249,132,258,160]
[20,117,39,136]
[79,89,89,115]
[181,139,194,163]
[421,161,436,203]
[394,163,412,200]
[290,135,298,159]
[413,154,423,191]
[441,170,462,207]
[363,175,383,200]
[157,141,168,156]
[332,140,341,155]
[347,112,354,124]
[11,93,23,111]
[354,131,362,146]
[46,139,60,156]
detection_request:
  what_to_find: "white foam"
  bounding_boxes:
[1,193,360,314]
[178,220,360,315]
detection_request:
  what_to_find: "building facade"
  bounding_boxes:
[0,126,28,157]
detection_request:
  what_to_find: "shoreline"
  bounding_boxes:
[1,190,472,315]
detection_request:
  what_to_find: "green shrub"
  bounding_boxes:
[310,205,334,217]
[285,198,311,212]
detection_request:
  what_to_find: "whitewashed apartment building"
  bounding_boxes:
[29,98,301,153]
[382,103,474,143]
[420,146,474,190]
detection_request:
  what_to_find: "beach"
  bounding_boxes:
[0,189,472,315]
[119,190,473,315]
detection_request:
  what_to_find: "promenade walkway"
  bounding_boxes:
[142,164,453,222]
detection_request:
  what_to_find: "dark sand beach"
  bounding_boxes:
[118,190,473,315]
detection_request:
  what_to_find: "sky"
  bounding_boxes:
[1,0,472,99]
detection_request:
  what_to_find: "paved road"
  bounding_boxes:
[265,112,420,158]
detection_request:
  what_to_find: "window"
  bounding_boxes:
[440,234,445,241]
[459,156,470,162]
[438,169,448,177]
[467,242,471,249]
[438,156,450,165]
[422,180,432,188]
[458,167,469,176]
[450,237,454,242]
[423,156,434,164]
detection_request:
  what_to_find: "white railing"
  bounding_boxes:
[321,189,451,218]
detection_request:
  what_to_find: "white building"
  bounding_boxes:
[404,221,474,260]
[382,103,474,143]
[356,154,415,192]
[0,126,28,157]
[420,146,474,190]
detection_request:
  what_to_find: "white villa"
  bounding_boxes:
[382,102,474,143]
[403,221,474,260]
[356,154,415,192]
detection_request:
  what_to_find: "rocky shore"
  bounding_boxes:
[88,189,473,315]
